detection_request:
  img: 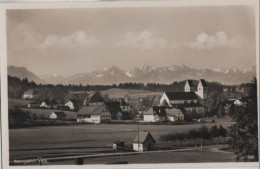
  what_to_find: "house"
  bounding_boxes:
[77,105,111,123]
[133,131,156,152]
[40,100,51,109]
[65,99,80,110]
[22,89,39,100]
[118,98,135,114]
[49,112,67,120]
[234,99,245,106]
[165,108,184,122]
[113,140,125,150]
[143,107,166,122]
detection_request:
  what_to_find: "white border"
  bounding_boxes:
[0,0,259,169]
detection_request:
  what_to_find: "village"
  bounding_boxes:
[15,79,250,125]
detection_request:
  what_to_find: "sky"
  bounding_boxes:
[7,5,256,77]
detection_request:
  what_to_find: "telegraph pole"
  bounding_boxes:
[137,115,140,152]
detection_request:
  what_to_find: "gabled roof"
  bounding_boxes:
[143,107,154,115]
[77,105,108,115]
[134,131,156,144]
[200,79,207,87]
[87,92,104,103]
[164,92,198,100]
[159,100,169,107]
[165,108,183,117]
[186,80,194,87]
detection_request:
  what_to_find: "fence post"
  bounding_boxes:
[75,158,84,165]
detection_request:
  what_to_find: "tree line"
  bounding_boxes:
[8,76,224,100]
[160,125,227,146]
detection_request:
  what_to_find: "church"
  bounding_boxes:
[159,79,208,115]
[143,79,208,122]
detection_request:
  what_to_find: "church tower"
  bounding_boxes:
[196,79,207,99]
[184,80,194,92]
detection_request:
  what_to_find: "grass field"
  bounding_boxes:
[9,118,234,163]
[48,148,236,164]
[101,88,161,98]
[8,98,30,108]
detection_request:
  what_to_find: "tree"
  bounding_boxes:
[229,78,258,161]
[9,108,31,128]
[188,129,199,145]
[210,125,219,143]
[198,126,211,145]
[175,133,185,146]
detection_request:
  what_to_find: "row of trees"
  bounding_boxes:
[160,125,227,146]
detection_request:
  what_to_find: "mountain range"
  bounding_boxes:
[8,64,256,85]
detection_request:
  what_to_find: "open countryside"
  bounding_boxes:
[10,117,234,164]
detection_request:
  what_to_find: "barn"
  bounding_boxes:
[133,131,156,152]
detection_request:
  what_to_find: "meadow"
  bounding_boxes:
[9,118,234,163]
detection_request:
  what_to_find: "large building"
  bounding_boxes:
[143,79,208,122]
[77,105,111,123]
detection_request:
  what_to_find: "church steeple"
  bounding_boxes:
[184,80,194,92]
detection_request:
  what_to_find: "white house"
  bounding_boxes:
[22,90,39,100]
[49,112,67,120]
[133,131,156,152]
[77,105,111,123]
[40,100,51,109]
[143,107,166,122]
[143,107,156,122]
[165,108,184,122]
[234,99,244,106]
[65,100,75,110]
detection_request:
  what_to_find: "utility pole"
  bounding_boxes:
[137,115,140,152]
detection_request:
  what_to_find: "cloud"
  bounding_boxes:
[38,30,101,49]
[189,31,244,50]
[116,30,167,50]
[9,24,42,49]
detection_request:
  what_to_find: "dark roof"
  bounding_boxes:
[200,79,207,87]
[171,102,204,108]
[104,101,122,117]
[114,140,124,144]
[164,92,198,100]
[77,105,108,115]
[133,131,156,144]
[54,112,67,118]
[149,106,167,117]
[187,80,194,87]
[88,92,104,103]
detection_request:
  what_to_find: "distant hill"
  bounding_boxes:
[8,66,45,84]
[8,64,256,85]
